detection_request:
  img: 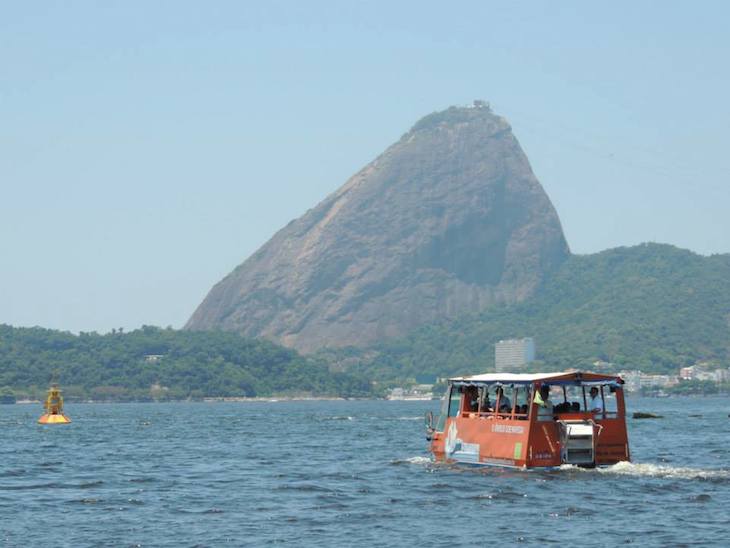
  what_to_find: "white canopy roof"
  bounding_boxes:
[450,372,572,383]
[449,371,621,386]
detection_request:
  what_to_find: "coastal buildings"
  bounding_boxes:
[619,370,679,393]
[619,365,730,393]
[495,338,535,372]
[679,365,730,382]
[384,363,729,400]
[387,385,434,400]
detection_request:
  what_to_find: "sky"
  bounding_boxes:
[1,1,729,334]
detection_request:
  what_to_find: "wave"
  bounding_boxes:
[391,456,432,466]
[0,468,26,478]
[0,480,103,491]
[596,461,730,481]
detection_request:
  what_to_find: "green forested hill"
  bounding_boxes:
[0,325,372,400]
[3,244,728,397]
[337,244,730,381]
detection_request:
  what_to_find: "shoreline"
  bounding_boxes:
[7,393,726,406]
[10,396,363,405]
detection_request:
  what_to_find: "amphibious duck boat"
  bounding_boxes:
[426,372,629,468]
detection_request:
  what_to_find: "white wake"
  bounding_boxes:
[399,456,433,465]
[596,461,730,480]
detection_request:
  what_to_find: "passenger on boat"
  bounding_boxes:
[534,385,554,421]
[495,387,512,412]
[589,387,604,414]
[481,390,492,412]
[468,387,480,412]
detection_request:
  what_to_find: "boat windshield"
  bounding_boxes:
[434,386,450,432]
[447,385,462,418]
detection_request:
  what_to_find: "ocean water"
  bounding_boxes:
[1,396,729,547]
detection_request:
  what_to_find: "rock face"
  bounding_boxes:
[186,103,570,352]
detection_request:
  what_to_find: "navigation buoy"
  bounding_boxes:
[38,384,71,424]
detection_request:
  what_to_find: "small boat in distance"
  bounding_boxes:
[425,371,629,469]
[38,383,72,424]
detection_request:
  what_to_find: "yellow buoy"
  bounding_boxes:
[38,384,71,424]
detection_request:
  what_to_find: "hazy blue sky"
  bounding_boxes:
[2,1,728,333]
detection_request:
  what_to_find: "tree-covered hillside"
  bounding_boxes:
[334,244,730,381]
[0,325,372,401]
[3,244,727,397]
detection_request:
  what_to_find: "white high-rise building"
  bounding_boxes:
[495,338,536,372]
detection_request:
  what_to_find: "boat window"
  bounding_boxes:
[484,386,495,412]
[477,385,499,417]
[535,384,556,421]
[435,386,449,431]
[494,385,515,417]
[478,386,490,413]
[468,386,481,413]
[554,385,586,414]
[602,386,618,419]
[448,386,462,418]
[513,386,530,419]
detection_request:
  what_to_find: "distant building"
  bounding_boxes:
[387,386,434,401]
[619,370,642,393]
[679,364,729,383]
[695,370,718,381]
[495,338,535,372]
[714,369,730,383]
[639,374,679,389]
[388,388,405,400]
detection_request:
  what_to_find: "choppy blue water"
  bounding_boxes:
[1,396,729,547]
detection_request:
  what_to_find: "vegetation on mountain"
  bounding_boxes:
[0,325,373,401]
[2,244,726,399]
[328,244,730,382]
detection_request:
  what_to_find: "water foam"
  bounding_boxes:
[392,456,432,466]
[597,461,730,481]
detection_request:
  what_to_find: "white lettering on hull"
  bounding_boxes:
[490,424,525,434]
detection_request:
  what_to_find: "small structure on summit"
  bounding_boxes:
[38,383,72,424]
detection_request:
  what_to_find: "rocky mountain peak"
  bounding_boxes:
[186,104,570,352]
